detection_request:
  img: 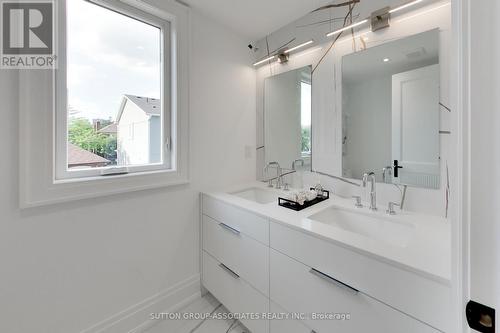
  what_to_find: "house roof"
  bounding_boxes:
[68,143,110,167]
[116,94,160,123]
[98,123,117,134]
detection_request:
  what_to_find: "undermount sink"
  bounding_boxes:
[230,187,278,204]
[308,206,415,247]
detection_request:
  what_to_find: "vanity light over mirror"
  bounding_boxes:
[342,29,440,189]
[264,65,312,173]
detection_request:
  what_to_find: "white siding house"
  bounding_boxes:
[116,95,161,165]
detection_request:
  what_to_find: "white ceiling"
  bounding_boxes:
[180,0,334,41]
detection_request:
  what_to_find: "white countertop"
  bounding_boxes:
[203,181,451,284]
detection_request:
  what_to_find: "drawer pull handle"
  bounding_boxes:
[219,223,241,235]
[219,263,240,279]
[309,268,359,294]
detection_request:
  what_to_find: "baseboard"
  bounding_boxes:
[80,274,201,333]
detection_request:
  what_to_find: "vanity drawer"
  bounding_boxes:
[202,251,269,333]
[202,195,269,245]
[202,214,269,295]
[270,249,439,333]
[270,221,450,332]
[270,301,312,333]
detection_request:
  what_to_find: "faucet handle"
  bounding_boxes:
[386,202,400,215]
[352,196,363,208]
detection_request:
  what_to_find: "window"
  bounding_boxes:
[19,0,188,207]
[56,0,171,179]
[300,81,312,156]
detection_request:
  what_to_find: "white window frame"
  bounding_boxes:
[19,0,190,208]
[55,0,171,180]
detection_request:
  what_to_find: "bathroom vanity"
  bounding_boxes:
[206,5,453,332]
[200,183,451,333]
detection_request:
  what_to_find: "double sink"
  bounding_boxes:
[230,187,415,248]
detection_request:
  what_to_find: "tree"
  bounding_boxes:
[103,135,117,163]
[301,127,311,153]
[68,118,117,163]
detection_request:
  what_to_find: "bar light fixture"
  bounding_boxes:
[389,0,423,14]
[283,40,314,54]
[326,19,368,37]
[253,55,276,67]
[253,0,427,67]
[253,40,315,67]
[326,0,425,38]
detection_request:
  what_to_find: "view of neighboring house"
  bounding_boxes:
[68,143,110,168]
[116,94,161,165]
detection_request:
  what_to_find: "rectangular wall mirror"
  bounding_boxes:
[342,29,440,189]
[264,65,312,172]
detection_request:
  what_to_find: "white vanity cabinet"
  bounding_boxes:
[201,195,450,333]
[203,214,269,295]
[201,195,270,333]
[202,195,269,244]
[202,252,270,333]
[269,302,312,333]
[270,248,439,333]
[269,221,450,332]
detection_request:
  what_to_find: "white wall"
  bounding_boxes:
[0,4,256,333]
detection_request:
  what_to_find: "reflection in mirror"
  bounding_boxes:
[342,29,440,189]
[264,66,312,172]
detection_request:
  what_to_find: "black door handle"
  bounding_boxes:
[466,300,495,333]
[393,160,403,178]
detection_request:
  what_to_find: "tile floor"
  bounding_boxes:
[145,294,249,333]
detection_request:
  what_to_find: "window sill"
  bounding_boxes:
[53,168,176,185]
[21,170,189,208]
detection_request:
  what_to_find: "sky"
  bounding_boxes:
[67,0,161,121]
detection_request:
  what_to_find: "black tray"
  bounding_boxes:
[278,188,330,211]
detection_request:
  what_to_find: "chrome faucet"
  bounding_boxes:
[362,172,377,211]
[264,162,283,189]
